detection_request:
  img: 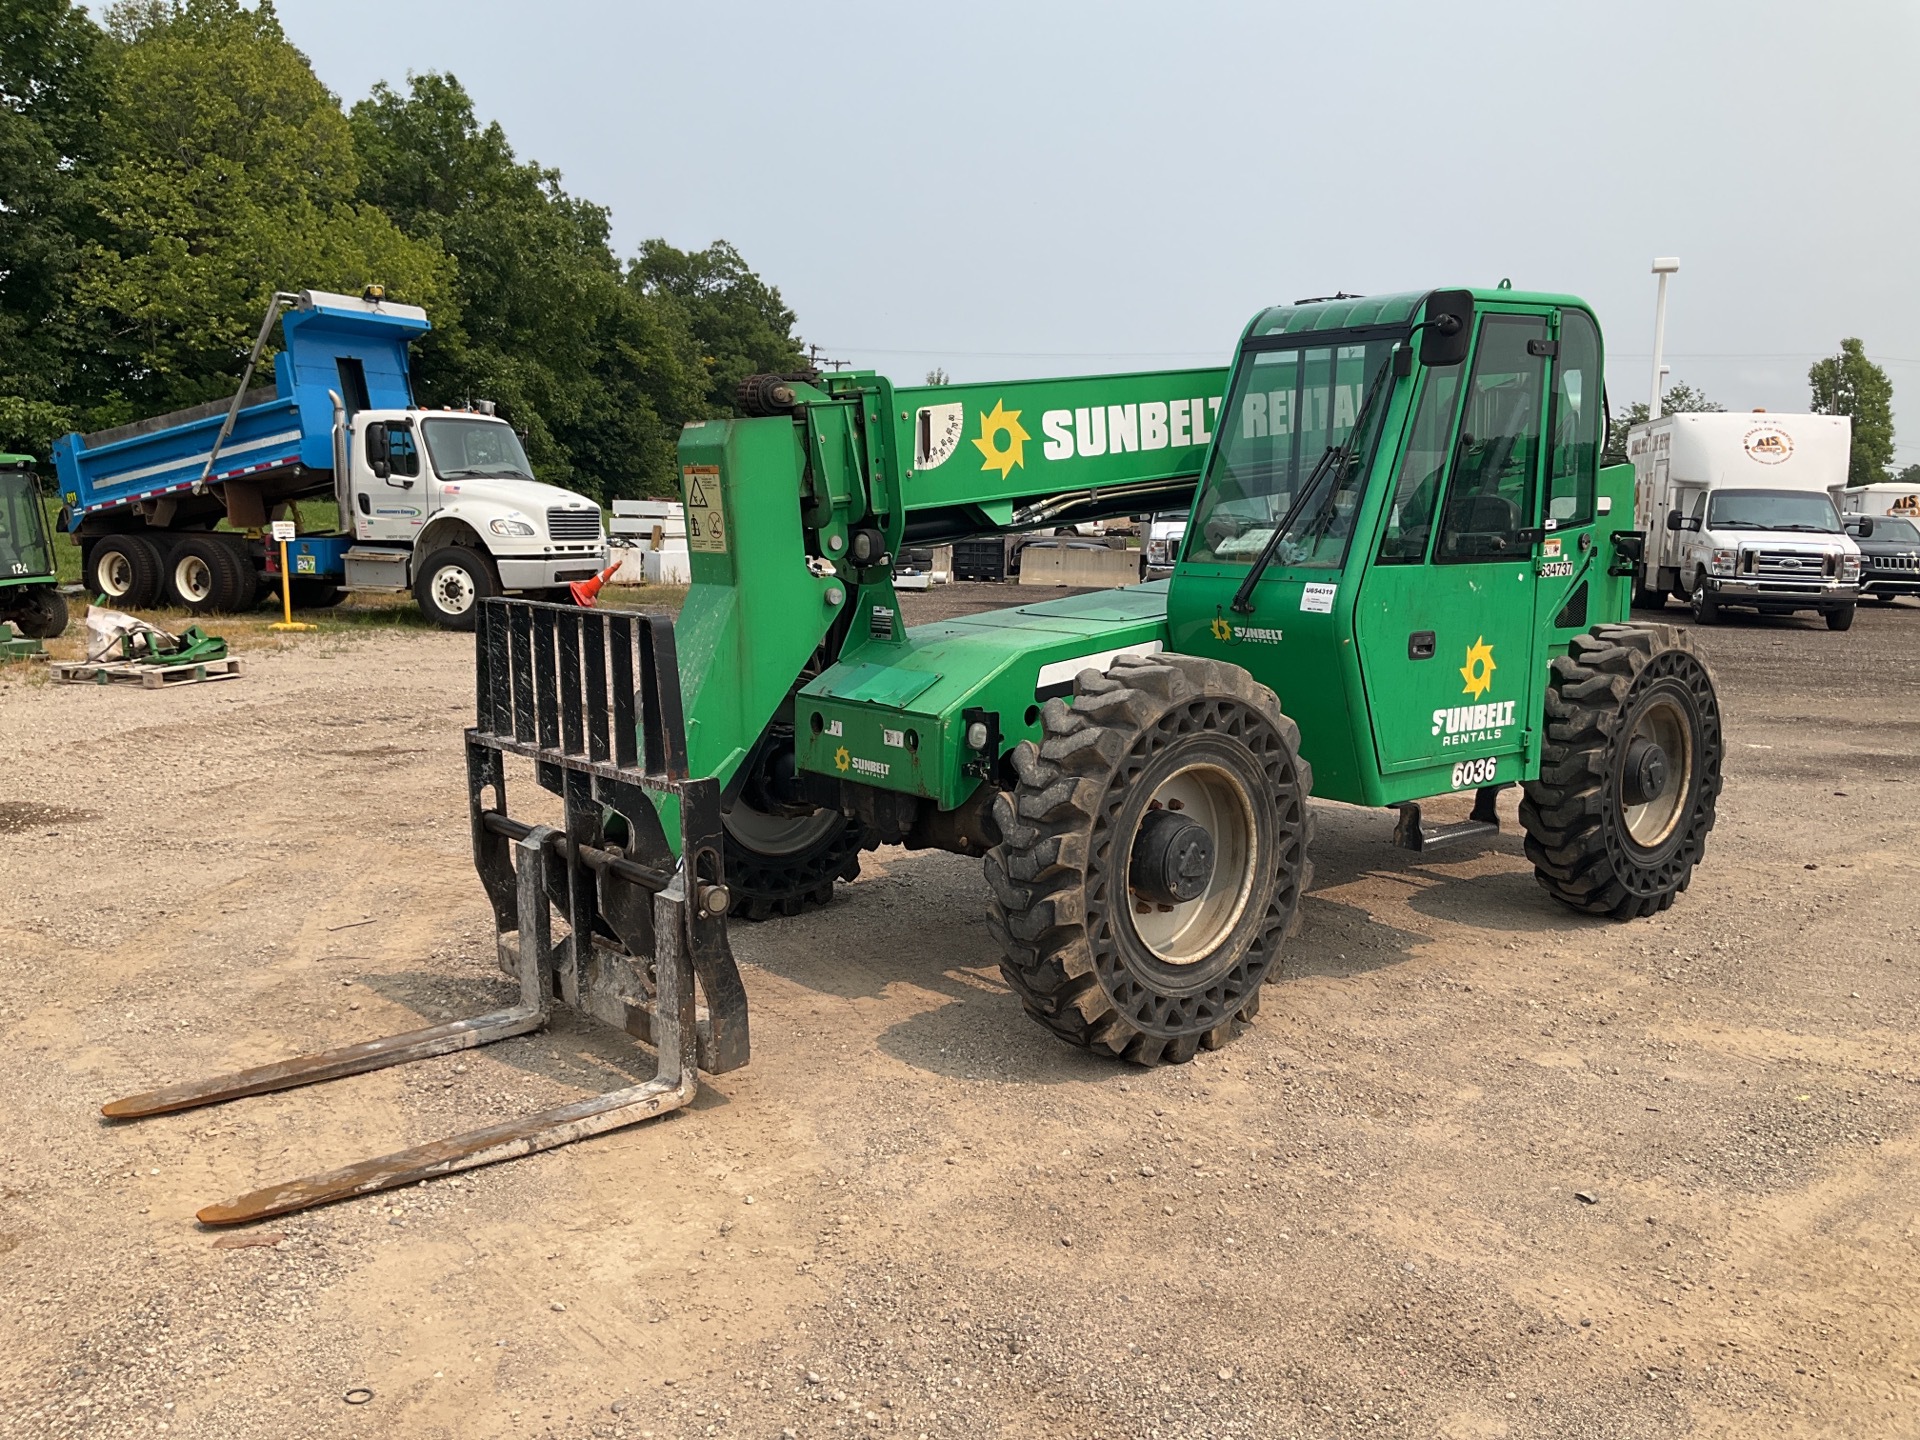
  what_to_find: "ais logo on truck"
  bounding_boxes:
[1431,638,1517,745]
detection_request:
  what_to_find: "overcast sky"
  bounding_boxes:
[262,0,1920,460]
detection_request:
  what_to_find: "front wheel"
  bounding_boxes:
[1689,575,1720,624]
[1826,604,1855,631]
[1520,624,1723,919]
[413,547,498,630]
[986,653,1313,1065]
[9,587,69,639]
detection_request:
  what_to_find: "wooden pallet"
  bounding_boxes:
[50,656,245,689]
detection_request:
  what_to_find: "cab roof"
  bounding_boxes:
[0,453,39,470]
[1245,286,1594,340]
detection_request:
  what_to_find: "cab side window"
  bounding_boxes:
[1436,316,1548,562]
[1546,310,1600,527]
[1376,369,1462,562]
[389,427,420,478]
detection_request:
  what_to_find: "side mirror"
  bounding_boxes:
[1854,517,1875,537]
[1665,510,1685,532]
[365,423,390,479]
[1417,289,1475,367]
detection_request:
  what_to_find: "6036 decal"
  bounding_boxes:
[1450,756,1498,788]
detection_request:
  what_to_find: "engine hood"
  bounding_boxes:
[435,476,595,514]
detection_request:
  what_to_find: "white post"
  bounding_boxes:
[1649,257,1680,419]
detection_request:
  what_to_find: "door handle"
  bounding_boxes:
[1408,631,1436,660]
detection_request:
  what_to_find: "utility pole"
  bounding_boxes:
[1649,257,1680,419]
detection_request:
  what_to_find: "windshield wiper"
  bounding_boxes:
[439,467,533,480]
[1230,350,1398,615]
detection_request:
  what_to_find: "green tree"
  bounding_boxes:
[73,0,447,425]
[351,72,703,497]
[0,0,104,451]
[1896,462,1920,486]
[1603,381,1724,462]
[924,367,950,386]
[631,239,807,415]
[1808,338,1894,486]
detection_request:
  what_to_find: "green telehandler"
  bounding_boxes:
[0,454,70,654]
[108,287,1721,1225]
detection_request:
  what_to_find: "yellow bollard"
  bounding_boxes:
[268,525,317,633]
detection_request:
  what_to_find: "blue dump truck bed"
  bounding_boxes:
[55,291,428,533]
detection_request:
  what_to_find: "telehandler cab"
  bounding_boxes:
[109,287,1723,1224]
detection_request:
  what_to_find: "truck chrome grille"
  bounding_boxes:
[1741,548,1835,580]
[546,507,603,541]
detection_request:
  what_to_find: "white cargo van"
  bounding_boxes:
[1628,412,1861,629]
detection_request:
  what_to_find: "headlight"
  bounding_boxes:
[1840,554,1862,583]
[1709,548,1737,576]
[489,517,537,537]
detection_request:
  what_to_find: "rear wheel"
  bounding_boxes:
[720,804,872,920]
[413,546,498,630]
[164,535,253,613]
[986,653,1312,1065]
[1520,624,1723,918]
[88,534,164,608]
[1826,604,1855,631]
[9,587,69,638]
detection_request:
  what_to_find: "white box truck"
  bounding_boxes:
[1628,412,1862,630]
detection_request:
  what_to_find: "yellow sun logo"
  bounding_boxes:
[1460,637,1497,699]
[1210,616,1234,642]
[833,745,851,772]
[971,399,1030,480]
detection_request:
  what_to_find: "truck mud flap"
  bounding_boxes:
[102,597,746,1225]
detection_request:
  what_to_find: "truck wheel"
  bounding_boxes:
[1826,604,1856,631]
[10,587,69,639]
[721,805,873,920]
[986,653,1313,1065]
[1689,575,1719,625]
[88,535,163,608]
[165,535,252,613]
[1520,624,1723,919]
[414,546,498,630]
[1631,576,1666,610]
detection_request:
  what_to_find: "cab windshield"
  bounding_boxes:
[0,470,54,580]
[422,418,535,481]
[1707,489,1841,534]
[1185,331,1401,568]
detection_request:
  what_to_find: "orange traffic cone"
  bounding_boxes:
[569,559,622,607]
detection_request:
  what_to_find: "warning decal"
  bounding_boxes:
[682,465,727,553]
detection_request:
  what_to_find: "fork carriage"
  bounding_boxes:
[104,597,748,1225]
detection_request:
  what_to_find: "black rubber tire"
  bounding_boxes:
[1520,624,1723,919]
[985,652,1313,1065]
[413,546,499,631]
[721,814,873,921]
[1689,576,1720,625]
[1631,576,1667,610]
[88,534,164,608]
[164,534,252,613]
[1826,604,1856,631]
[9,587,69,639]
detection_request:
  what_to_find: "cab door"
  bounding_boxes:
[1353,312,1551,795]
[1533,308,1606,647]
[350,417,426,543]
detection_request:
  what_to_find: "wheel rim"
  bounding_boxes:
[174,554,213,603]
[97,551,133,597]
[722,802,845,858]
[1124,762,1258,964]
[430,564,477,615]
[1620,695,1693,850]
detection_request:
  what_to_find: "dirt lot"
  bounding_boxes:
[3,588,1917,1440]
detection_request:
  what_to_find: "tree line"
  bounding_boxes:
[1607,345,1907,487]
[0,0,808,498]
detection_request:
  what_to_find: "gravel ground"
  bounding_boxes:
[2,588,1917,1440]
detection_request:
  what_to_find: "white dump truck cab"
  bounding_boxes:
[337,404,607,628]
